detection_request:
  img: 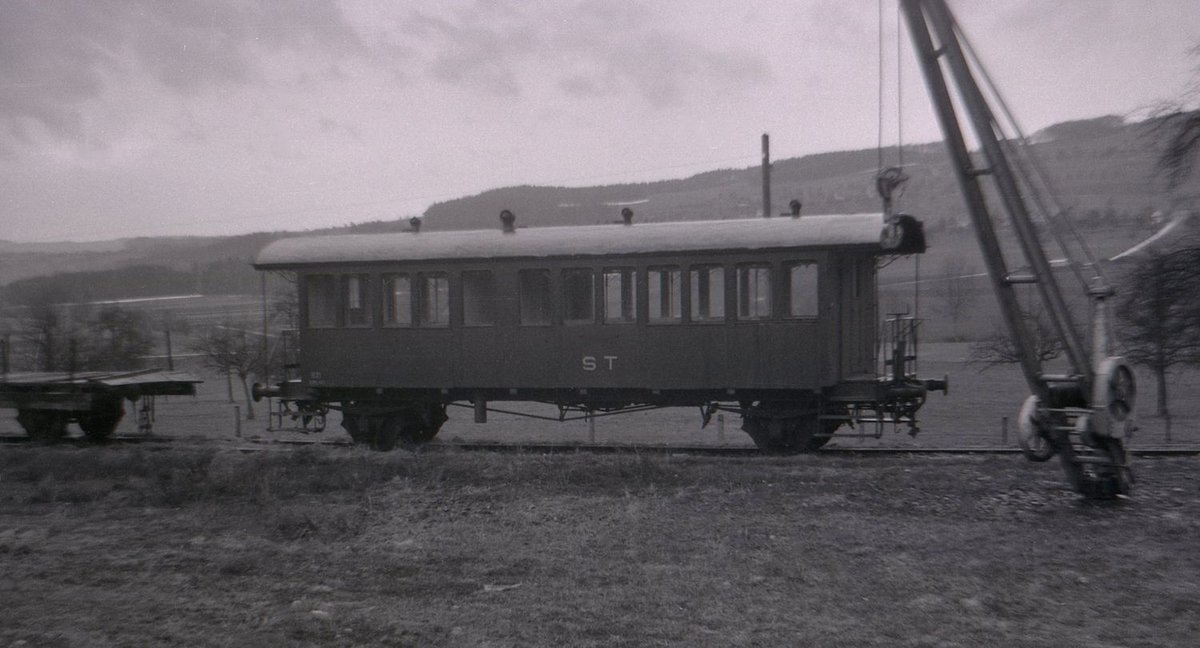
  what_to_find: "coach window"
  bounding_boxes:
[603,267,637,323]
[562,268,595,324]
[689,265,725,322]
[342,274,372,327]
[417,272,450,327]
[648,266,681,323]
[737,263,772,320]
[306,274,338,328]
[462,270,497,327]
[786,262,819,318]
[519,269,553,325]
[383,273,412,326]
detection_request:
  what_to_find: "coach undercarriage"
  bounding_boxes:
[257,371,946,453]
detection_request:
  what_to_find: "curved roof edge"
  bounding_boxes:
[254,213,900,269]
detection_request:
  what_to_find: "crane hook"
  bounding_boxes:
[876,166,910,221]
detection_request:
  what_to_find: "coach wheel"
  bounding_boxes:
[742,413,823,455]
[808,404,848,451]
[401,404,447,446]
[371,415,403,452]
[1016,395,1056,462]
[340,412,368,444]
[16,409,68,443]
[78,396,125,442]
[345,414,402,451]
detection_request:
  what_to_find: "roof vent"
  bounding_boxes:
[500,209,516,233]
[409,216,422,233]
[788,199,802,219]
[621,207,634,226]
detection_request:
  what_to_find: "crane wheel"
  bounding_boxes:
[1094,357,1136,439]
[1016,395,1056,462]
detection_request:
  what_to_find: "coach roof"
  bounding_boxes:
[254,213,895,269]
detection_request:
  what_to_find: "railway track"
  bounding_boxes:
[3,434,1199,457]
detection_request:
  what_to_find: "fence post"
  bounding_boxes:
[717,414,725,444]
[587,411,596,444]
[235,405,242,438]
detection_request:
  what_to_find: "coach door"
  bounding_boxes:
[836,256,875,379]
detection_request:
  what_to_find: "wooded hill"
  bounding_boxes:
[1,114,1193,306]
[422,115,1175,232]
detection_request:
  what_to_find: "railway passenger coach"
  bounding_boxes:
[253,211,944,451]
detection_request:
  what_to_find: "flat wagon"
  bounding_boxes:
[1,369,201,441]
[253,211,944,451]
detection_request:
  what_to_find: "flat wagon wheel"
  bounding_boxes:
[78,396,125,442]
[16,409,68,444]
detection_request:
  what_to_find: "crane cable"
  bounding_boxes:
[876,0,909,217]
[876,0,920,374]
[951,17,1110,295]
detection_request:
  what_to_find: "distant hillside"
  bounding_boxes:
[423,116,1184,234]
[1,114,1195,305]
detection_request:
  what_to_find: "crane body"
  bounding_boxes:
[901,0,1135,498]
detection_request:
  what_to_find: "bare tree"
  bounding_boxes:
[1151,43,1200,190]
[86,306,153,370]
[271,287,299,330]
[15,284,78,372]
[967,307,1064,368]
[930,254,978,341]
[190,322,266,419]
[19,298,154,373]
[1116,246,1200,419]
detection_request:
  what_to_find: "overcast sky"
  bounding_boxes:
[1,0,1197,243]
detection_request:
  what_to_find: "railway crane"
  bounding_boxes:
[901,0,1135,498]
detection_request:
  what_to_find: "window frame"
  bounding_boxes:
[304,273,339,329]
[518,268,554,327]
[647,265,682,324]
[602,266,638,324]
[416,271,451,328]
[736,262,773,321]
[382,272,413,327]
[341,273,373,328]
[688,264,726,323]
[785,260,820,320]
[461,269,498,328]
[562,267,596,325]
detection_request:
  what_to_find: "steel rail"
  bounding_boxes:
[3,434,1198,457]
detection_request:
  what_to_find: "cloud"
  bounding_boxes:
[400,1,769,106]
[0,0,363,150]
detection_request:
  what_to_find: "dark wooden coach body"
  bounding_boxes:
[253,212,936,451]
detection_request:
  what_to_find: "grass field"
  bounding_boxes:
[1,446,1198,647]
